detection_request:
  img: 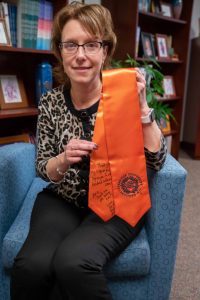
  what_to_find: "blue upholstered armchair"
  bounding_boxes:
[0,143,187,300]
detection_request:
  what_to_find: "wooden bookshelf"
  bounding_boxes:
[0,0,66,140]
[139,11,187,24]
[102,0,193,159]
[0,107,38,119]
[0,46,53,55]
[136,57,183,64]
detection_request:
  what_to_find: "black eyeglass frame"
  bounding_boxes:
[59,41,107,54]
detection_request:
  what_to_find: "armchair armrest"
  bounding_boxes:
[146,154,187,300]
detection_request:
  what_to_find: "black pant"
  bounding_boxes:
[11,189,144,300]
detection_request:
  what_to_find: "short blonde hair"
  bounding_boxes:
[51,1,117,86]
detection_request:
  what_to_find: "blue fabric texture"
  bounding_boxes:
[0,143,36,300]
[0,143,187,300]
[2,177,48,269]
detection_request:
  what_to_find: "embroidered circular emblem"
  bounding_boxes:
[118,173,143,196]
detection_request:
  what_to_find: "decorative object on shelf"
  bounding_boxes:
[0,75,28,109]
[0,18,11,46]
[160,2,173,17]
[172,0,183,19]
[138,0,151,13]
[160,114,171,134]
[111,54,175,124]
[0,133,30,146]
[156,33,170,61]
[163,75,176,98]
[150,0,162,14]
[35,61,53,104]
[141,32,156,58]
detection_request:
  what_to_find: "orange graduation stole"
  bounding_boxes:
[88,68,151,227]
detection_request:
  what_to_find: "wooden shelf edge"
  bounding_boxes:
[136,57,183,64]
[0,107,38,119]
[0,46,54,55]
[162,130,178,137]
[139,11,187,24]
[157,96,181,102]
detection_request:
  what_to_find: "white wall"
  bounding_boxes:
[191,0,200,39]
[181,0,200,141]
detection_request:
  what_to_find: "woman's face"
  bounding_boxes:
[61,19,107,88]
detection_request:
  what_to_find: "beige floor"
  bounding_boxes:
[170,150,200,300]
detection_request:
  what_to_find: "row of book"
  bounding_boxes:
[0,0,53,50]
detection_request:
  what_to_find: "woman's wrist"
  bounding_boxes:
[46,154,70,183]
[140,105,151,117]
[55,155,70,176]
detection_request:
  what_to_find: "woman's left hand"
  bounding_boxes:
[135,68,150,114]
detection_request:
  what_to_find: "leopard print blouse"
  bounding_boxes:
[36,85,167,208]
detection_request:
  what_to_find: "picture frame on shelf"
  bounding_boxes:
[160,2,173,17]
[156,34,170,60]
[0,75,29,109]
[160,115,171,134]
[0,18,11,46]
[141,32,156,58]
[0,133,30,146]
[163,75,176,97]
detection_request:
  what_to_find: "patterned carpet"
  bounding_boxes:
[170,150,200,300]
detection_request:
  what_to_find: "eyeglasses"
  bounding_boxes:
[59,41,104,55]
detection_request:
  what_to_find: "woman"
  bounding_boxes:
[11,2,167,300]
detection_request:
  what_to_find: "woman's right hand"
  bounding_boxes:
[46,139,98,182]
[62,138,98,167]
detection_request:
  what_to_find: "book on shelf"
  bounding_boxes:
[36,0,53,50]
[0,0,53,50]
[8,2,17,47]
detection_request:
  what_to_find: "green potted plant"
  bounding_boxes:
[110,54,175,125]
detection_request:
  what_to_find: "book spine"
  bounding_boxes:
[36,0,45,49]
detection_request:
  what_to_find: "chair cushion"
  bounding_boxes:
[2,177,48,269]
[2,177,150,278]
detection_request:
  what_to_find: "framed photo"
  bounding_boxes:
[160,115,171,134]
[160,2,173,18]
[163,76,176,97]
[0,18,11,46]
[141,32,155,58]
[156,34,170,60]
[0,75,28,109]
[0,133,30,146]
